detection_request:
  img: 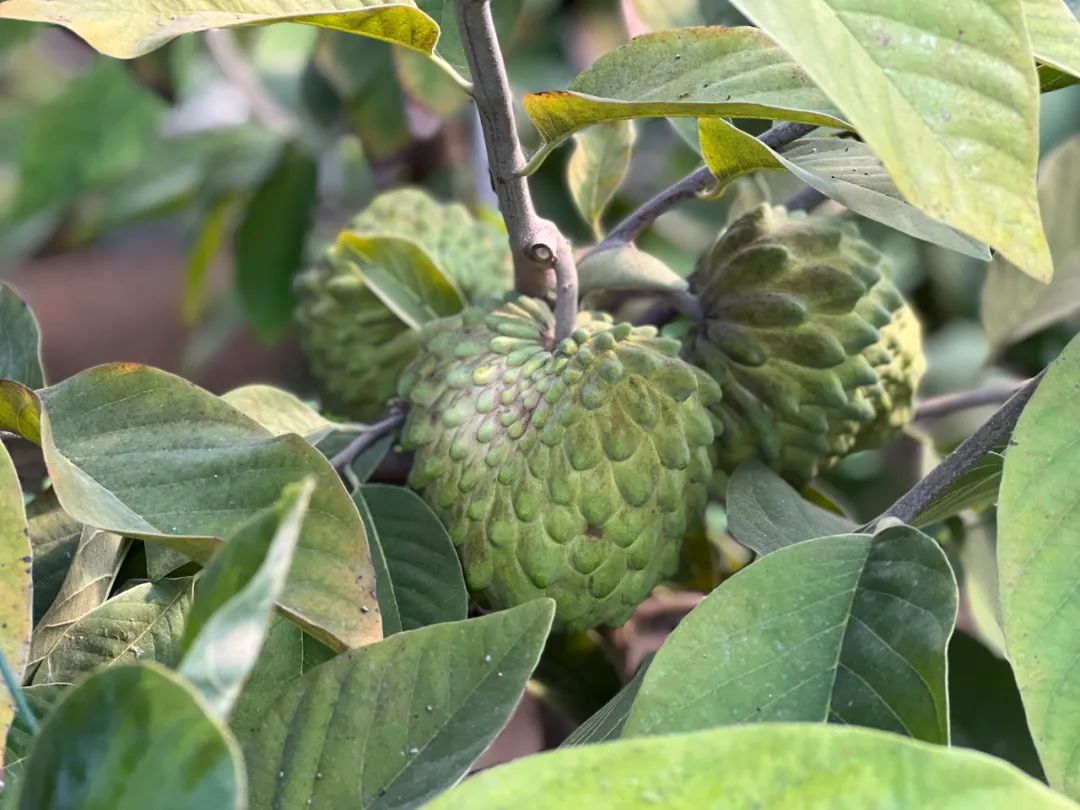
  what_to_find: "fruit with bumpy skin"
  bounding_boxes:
[684,204,925,490]
[294,188,512,420]
[398,296,722,632]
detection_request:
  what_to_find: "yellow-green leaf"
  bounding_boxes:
[0,0,440,60]
[0,443,32,772]
[567,122,636,240]
[1025,0,1080,80]
[522,27,848,173]
[731,0,1052,281]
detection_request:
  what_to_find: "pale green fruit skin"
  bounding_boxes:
[294,188,512,420]
[686,204,925,490]
[398,296,722,633]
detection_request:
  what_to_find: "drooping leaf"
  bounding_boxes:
[699,120,991,259]
[982,135,1080,351]
[335,234,466,330]
[998,333,1080,797]
[560,656,652,747]
[18,665,244,810]
[568,122,636,240]
[522,27,847,172]
[243,600,555,810]
[25,497,82,624]
[0,685,65,810]
[0,444,32,770]
[731,0,1051,281]
[577,243,688,296]
[0,285,44,389]
[623,527,957,744]
[911,452,1005,527]
[356,485,468,632]
[32,578,193,686]
[725,460,856,556]
[38,364,381,651]
[0,382,41,445]
[178,480,312,721]
[429,724,1073,810]
[221,385,361,443]
[235,142,318,342]
[0,0,441,60]
[25,528,128,682]
[1025,0,1080,80]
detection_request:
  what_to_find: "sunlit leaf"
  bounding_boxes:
[221,384,361,443]
[1025,0,1080,80]
[568,122,635,240]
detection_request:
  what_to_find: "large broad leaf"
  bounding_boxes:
[355,485,468,634]
[725,460,856,555]
[568,122,636,240]
[18,665,244,810]
[982,135,1080,351]
[178,481,312,721]
[26,528,128,681]
[576,243,688,296]
[221,385,361,443]
[522,27,847,172]
[0,444,32,770]
[1025,0,1080,79]
[31,578,194,686]
[243,600,555,810]
[623,527,957,744]
[731,0,1051,282]
[0,0,440,60]
[699,120,991,259]
[0,685,64,810]
[0,285,43,389]
[998,333,1080,797]
[25,497,83,624]
[429,724,1074,810]
[235,142,318,342]
[38,364,381,651]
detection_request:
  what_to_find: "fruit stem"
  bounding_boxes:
[453,0,578,343]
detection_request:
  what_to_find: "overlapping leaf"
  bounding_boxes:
[0,285,44,443]
[0,444,32,771]
[568,122,635,240]
[576,243,688,296]
[1025,0,1080,80]
[221,385,361,443]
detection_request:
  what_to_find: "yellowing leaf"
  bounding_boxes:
[0,0,440,60]
[731,0,1052,281]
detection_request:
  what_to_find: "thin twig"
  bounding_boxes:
[0,650,38,736]
[914,379,1033,421]
[453,0,578,342]
[330,407,407,475]
[600,122,819,248]
[873,371,1045,527]
[783,185,828,214]
[204,29,299,138]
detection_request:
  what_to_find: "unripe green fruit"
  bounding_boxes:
[684,204,925,489]
[294,188,512,420]
[398,296,722,632]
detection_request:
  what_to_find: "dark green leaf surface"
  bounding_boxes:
[0,284,43,389]
[25,497,82,624]
[0,685,66,810]
[560,656,652,748]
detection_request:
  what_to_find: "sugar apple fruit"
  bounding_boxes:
[294,188,512,420]
[683,204,925,489]
[398,296,722,632]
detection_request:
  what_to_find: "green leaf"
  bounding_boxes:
[182,195,242,325]
[18,665,244,810]
[950,632,1044,779]
[1025,0,1080,80]
[25,497,82,624]
[228,615,305,737]
[623,0,745,29]
[221,384,361,443]
[393,46,469,117]
[730,0,1051,281]
[911,452,1004,527]
[0,685,65,810]
[0,285,43,389]
[429,724,1074,810]
[0,0,441,60]
[178,480,312,721]
[26,528,128,682]
[982,135,1080,351]
[243,600,555,810]
[568,122,636,240]
[577,242,688,296]
[560,657,651,747]
[725,460,856,555]
[356,485,468,632]
[31,578,193,686]
[624,527,956,744]
[335,233,466,329]
[352,492,402,635]
[38,364,381,651]
[0,444,31,770]
[11,59,162,219]
[0,382,40,445]
[235,142,318,342]
[699,120,992,259]
[998,334,1080,797]
[522,27,847,172]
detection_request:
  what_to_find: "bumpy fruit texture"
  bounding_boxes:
[686,204,925,489]
[398,296,722,632]
[294,188,512,420]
